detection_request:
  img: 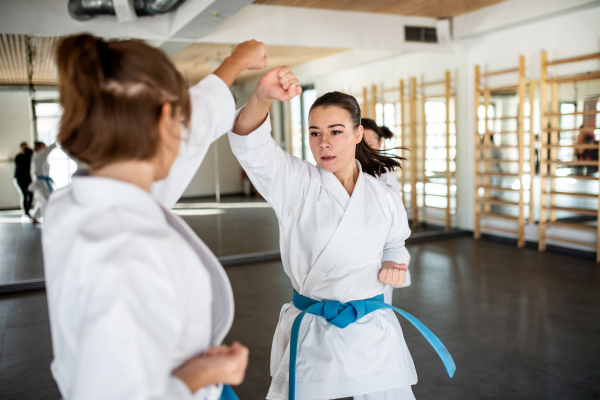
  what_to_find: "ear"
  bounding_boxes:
[157,103,173,141]
[356,125,364,144]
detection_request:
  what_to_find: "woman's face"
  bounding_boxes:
[363,128,383,150]
[308,106,363,174]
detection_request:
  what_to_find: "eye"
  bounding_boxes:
[332,130,342,135]
[310,131,320,137]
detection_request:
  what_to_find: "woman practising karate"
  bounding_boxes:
[29,141,57,223]
[362,118,411,305]
[43,34,268,400]
[229,68,454,400]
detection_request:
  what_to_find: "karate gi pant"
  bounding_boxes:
[272,385,416,400]
[13,177,33,216]
[31,184,51,220]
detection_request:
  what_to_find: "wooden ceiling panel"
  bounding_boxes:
[253,0,508,18]
[171,43,345,85]
[0,34,61,86]
[0,36,344,89]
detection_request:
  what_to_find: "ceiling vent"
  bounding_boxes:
[68,0,186,22]
[405,26,438,43]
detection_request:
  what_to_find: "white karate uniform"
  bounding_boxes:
[29,142,57,219]
[43,74,236,400]
[377,171,411,305]
[228,115,417,400]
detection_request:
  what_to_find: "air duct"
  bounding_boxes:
[68,0,186,21]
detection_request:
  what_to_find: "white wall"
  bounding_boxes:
[0,91,33,209]
[230,2,600,244]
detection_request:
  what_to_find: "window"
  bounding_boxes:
[290,86,317,165]
[34,101,77,189]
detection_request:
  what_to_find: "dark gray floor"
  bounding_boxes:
[0,237,599,399]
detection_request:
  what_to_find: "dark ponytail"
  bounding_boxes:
[379,125,394,140]
[310,92,405,177]
[361,118,394,141]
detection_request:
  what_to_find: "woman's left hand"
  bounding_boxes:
[378,261,407,286]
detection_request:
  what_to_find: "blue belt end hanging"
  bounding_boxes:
[288,290,456,400]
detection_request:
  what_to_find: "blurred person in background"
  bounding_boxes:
[29,141,57,223]
[13,141,33,220]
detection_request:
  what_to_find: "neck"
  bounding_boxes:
[333,161,359,196]
[90,160,156,193]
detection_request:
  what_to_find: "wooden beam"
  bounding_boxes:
[549,82,559,222]
[480,67,519,78]
[445,70,452,231]
[517,55,526,247]
[529,79,537,225]
[546,52,600,66]
[410,77,418,227]
[474,64,481,239]
[399,79,406,207]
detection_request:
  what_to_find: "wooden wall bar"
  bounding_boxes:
[474,56,530,247]
[537,50,600,261]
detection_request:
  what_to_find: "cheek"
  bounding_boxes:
[340,135,357,159]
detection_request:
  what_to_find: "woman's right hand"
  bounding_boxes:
[214,40,267,87]
[173,341,249,393]
[230,40,268,70]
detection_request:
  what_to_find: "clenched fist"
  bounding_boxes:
[254,66,302,103]
[230,40,268,70]
[378,261,408,287]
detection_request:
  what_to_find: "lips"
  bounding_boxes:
[321,156,336,162]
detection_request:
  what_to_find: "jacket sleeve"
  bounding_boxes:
[152,74,236,209]
[382,190,411,268]
[227,109,312,221]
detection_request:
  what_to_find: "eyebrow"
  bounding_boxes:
[308,124,346,129]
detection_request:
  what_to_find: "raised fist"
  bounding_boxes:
[230,40,268,70]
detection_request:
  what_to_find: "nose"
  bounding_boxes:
[319,137,331,149]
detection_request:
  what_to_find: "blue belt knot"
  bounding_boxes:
[36,175,54,193]
[288,290,455,400]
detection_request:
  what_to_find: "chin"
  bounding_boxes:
[316,160,339,173]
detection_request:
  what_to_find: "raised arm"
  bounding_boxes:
[233,66,302,136]
[228,67,308,219]
[152,41,268,209]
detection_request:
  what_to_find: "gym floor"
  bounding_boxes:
[0,234,598,399]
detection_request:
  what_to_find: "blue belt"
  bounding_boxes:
[220,384,238,400]
[289,290,455,400]
[36,175,54,193]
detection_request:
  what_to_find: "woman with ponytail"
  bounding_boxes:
[43,34,269,400]
[229,72,455,399]
[362,118,402,194]
[362,118,412,304]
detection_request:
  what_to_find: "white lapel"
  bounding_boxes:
[161,208,235,346]
[301,161,366,296]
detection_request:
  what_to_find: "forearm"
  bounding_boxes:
[212,56,247,88]
[232,91,272,136]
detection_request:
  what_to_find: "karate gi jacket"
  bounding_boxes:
[43,75,236,400]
